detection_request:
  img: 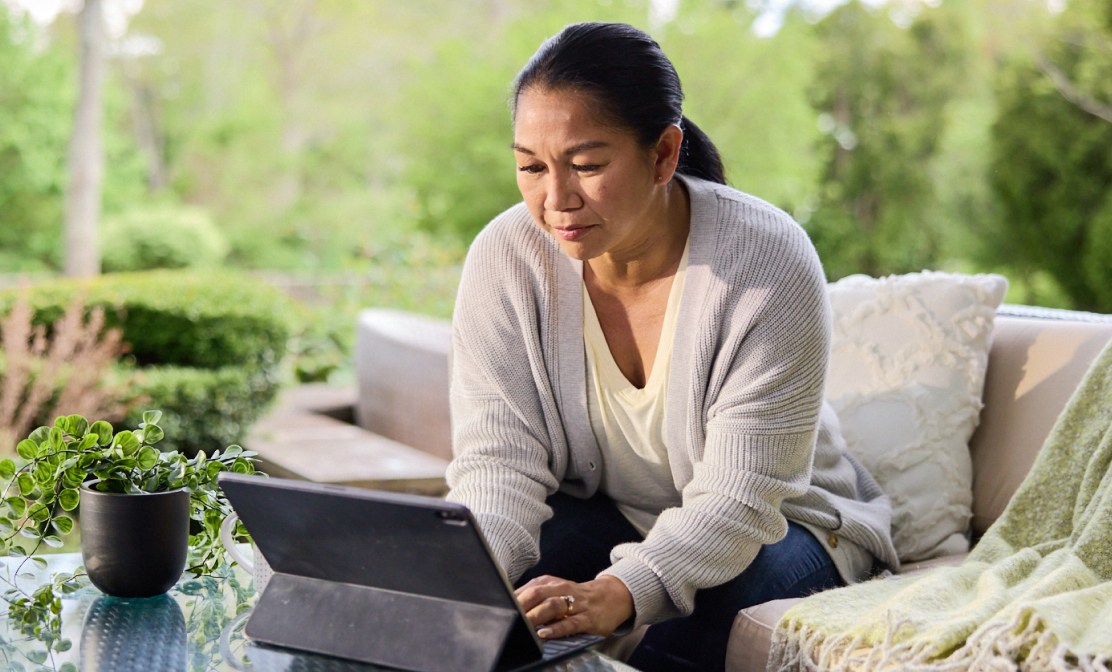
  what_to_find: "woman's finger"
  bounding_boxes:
[537,613,590,640]
[514,576,564,605]
[515,580,574,612]
[525,594,574,626]
[516,575,562,592]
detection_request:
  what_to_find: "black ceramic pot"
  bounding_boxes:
[80,481,190,598]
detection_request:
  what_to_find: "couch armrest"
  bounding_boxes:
[725,552,970,672]
[726,598,802,672]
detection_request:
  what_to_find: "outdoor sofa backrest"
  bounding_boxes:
[970,307,1112,535]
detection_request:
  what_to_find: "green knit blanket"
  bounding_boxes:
[771,338,1112,672]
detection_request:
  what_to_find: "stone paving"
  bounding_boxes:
[246,383,449,496]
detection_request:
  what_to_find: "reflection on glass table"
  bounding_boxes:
[0,553,637,672]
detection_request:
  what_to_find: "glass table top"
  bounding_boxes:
[0,553,637,672]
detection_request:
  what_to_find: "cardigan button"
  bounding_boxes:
[827,533,839,549]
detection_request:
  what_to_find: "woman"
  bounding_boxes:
[445,22,898,672]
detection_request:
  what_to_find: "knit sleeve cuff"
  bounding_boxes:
[471,512,539,583]
[598,557,677,629]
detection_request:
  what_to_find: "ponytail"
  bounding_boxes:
[678,116,726,185]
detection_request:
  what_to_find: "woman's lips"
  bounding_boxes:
[553,225,594,241]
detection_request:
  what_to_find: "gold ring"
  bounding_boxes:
[561,594,575,616]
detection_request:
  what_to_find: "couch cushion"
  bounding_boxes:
[826,272,1007,562]
[970,316,1112,533]
[726,553,971,672]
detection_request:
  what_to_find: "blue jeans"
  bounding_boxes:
[517,492,844,672]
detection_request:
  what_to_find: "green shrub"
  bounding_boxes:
[0,270,293,455]
[0,270,292,369]
[125,365,281,456]
[100,205,230,273]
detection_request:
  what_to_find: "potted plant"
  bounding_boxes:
[0,410,258,601]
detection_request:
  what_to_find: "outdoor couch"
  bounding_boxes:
[724,305,1112,672]
[356,305,1112,671]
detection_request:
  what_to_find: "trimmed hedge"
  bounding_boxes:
[125,365,281,456]
[0,270,291,369]
[0,270,293,455]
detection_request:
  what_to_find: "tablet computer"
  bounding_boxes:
[218,473,601,672]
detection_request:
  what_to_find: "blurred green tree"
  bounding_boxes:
[124,0,403,269]
[989,0,1112,311]
[0,7,74,272]
[0,6,151,275]
[661,4,821,214]
[397,37,522,241]
[5,0,1101,319]
[64,0,109,277]
[395,1,645,241]
[803,2,969,280]
[396,0,824,242]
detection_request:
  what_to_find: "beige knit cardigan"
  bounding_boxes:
[446,175,898,628]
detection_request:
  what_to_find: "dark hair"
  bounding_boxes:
[512,22,726,185]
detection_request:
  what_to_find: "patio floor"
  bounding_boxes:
[245,384,449,496]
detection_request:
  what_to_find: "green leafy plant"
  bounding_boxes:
[0,551,256,672]
[0,411,258,666]
[0,410,258,571]
[0,565,82,672]
[179,568,255,672]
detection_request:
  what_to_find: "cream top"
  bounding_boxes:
[583,241,689,536]
[582,238,873,584]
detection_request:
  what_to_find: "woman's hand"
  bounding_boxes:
[514,575,634,639]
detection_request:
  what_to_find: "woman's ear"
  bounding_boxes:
[652,124,684,184]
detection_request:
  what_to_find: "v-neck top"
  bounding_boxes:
[582,232,871,581]
[583,240,689,536]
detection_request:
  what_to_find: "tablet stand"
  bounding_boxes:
[245,574,541,672]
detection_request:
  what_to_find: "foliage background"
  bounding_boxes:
[1,0,1111,315]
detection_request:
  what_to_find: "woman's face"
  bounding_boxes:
[512,87,676,262]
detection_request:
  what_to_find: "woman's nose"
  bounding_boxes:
[544,172,581,212]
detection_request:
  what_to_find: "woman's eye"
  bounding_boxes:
[518,165,544,174]
[572,164,601,173]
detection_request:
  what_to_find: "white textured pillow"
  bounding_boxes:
[826,271,1008,562]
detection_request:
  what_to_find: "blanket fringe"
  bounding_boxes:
[770,608,1110,672]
